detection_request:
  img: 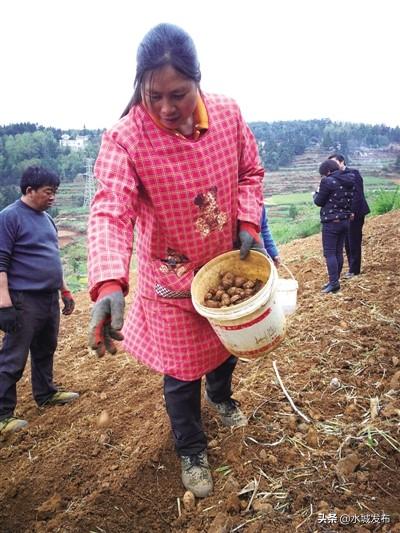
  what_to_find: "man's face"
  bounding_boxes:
[332,158,346,171]
[25,185,57,211]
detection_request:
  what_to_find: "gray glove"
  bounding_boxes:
[0,306,18,333]
[238,229,267,260]
[89,291,125,357]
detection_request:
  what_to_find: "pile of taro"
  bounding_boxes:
[203,271,264,308]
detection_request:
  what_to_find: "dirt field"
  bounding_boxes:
[1,211,399,533]
[57,229,82,249]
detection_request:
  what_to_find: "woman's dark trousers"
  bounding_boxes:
[345,215,365,275]
[322,219,350,283]
[164,355,237,456]
[0,291,59,420]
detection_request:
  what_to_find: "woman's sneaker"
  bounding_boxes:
[180,451,213,498]
[205,393,248,427]
[0,416,28,435]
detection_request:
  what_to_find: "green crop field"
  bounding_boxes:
[363,175,397,187]
[265,176,399,245]
[55,169,399,290]
[267,192,313,206]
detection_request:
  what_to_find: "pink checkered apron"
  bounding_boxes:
[88,93,264,380]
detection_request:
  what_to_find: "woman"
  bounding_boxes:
[88,23,265,497]
[313,159,354,294]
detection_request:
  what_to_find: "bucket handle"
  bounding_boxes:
[280,262,296,280]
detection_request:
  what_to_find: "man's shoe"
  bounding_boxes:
[344,272,356,279]
[205,392,248,427]
[43,391,80,406]
[0,416,28,435]
[322,282,330,290]
[181,451,213,498]
[321,281,340,294]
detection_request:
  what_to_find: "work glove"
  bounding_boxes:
[0,306,19,333]
[61,290,75,315]
[238,221,267,260]
[88,281,125,357]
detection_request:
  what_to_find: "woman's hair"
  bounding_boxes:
[120,23,201,118]
[20,166,60,194]
[319,159,340,177]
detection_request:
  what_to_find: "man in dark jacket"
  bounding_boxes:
[0,167,79,436]
[314,160,355,293]
[328,153,370,277]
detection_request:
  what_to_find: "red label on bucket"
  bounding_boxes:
[216,306,272,330]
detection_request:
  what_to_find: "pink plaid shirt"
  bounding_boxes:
[88,93,264,380]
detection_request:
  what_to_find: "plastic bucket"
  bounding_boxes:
[191,250,286,359]
[276,264,298,316]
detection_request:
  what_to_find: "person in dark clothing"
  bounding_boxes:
[0,167,79,436]
[313,160,355,293]
[328,153,370,277]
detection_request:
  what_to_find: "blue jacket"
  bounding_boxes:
[313,170,355,222]
[342,167,370,219]
[260,206,279,259]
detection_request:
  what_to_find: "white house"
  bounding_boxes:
[59,134,88,151]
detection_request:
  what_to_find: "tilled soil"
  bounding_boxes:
[1,211,399,533]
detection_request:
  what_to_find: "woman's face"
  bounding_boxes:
[142,64,198,133]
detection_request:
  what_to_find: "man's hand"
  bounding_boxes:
[0,306,18,333]
[273,255,281,268]
[88,283,125,357]
[61,290,75,315]
[238,221,267,260]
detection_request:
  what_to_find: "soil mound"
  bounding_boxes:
[1,211,399,532]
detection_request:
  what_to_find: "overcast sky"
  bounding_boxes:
[1,0,399,130]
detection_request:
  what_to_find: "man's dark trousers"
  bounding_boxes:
[0,290,59,420]
[322,219,350,283]
[345,215,365,275]
[164,355,237,456]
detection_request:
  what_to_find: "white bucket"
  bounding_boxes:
[276,263,298,316]
[191,250,286,359]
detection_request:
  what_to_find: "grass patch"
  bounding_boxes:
[369,187,400,215]
[363,175,397,188]
[267,191,313,206]
[60,237,88,292]
[269,218,320,244]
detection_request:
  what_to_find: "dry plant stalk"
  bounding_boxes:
[272,360,311,424]
[370,397,380,419]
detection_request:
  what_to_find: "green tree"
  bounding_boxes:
[58,150,86,181]
[0,185,19,210]
[3,130,59,181]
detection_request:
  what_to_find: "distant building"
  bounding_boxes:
[59,134,88,151]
